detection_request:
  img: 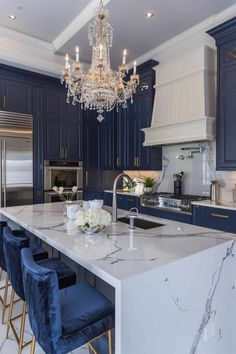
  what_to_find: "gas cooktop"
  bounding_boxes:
[140,193,210,213]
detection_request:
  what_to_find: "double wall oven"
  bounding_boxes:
[44,160,83,203]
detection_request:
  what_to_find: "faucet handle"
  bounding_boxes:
[127,207,139,230]
[128,207,139,218]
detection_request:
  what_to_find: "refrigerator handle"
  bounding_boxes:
[3,139,6,208]
[0,140,2,209]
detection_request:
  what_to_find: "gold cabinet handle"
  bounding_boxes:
[85,171,88,186]
[3,96,6,109]
[137,156,140,167]
[65,148,68,159]
[211,213,229,219]
[60,148,64,159]
[116,157,120,167]
[134,157,136,166]
[128,198,134,202]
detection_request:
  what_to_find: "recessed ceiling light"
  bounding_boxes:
[145,12,154,19]
[9,15,16,20]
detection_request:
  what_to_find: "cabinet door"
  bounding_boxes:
[100,111,116,169]
[217,65,236,169]
[44,88,64,160]
[33,87,44,204]
[124,103,138,169]
[64,103,83,161]
[116,109,126,169]
[83,111,102,200]
[3,79,32,114]
[104,192,113,206]
[192,205,236,232]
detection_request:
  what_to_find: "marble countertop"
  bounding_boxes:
[192,199,236,211]
[0,202,235,287]
[104,190,141,197]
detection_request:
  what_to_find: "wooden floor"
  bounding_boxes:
[0,274,89,354]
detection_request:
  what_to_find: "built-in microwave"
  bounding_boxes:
[44,160,83,203]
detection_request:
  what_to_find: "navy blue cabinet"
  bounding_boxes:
[100,111,116,170]
[208,18,236,170]
[44,87,82,161]
[0,77,32,114]
[33,86,44,204]
[83,111,102,200]
[116,60,162,171]
[192,204,236,233]
[104,192,139,211]
[140,205,192,224]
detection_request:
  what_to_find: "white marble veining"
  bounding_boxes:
[1,202,236,354]
[0,202,234,287]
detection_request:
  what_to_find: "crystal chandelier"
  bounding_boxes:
[61,0,139,122]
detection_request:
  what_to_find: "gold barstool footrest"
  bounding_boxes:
[88,330,113,354]
[7,289,33,354]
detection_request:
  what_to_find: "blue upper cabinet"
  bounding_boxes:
[83,110,102,200]
[44,86,83,161]
[208,17,236,170]
[0,77,32,114]
[100,110,116,170]
[116,60,162,171]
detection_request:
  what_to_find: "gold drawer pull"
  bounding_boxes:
[211,213,229,219]
[128,198,134,202]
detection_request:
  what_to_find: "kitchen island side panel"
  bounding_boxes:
[118,240,236,354]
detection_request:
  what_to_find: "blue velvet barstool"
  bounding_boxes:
[21,247,115,354]
[0,221,48,323]
[3,226,77,354]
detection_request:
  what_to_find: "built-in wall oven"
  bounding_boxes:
[44,160,83,203]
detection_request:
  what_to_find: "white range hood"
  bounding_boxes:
[143,46,216,146]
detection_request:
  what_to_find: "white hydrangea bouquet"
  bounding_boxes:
[74,208,111,235]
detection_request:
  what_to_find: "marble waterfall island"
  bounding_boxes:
[1,202,236,354]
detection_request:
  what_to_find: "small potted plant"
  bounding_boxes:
[123,177,137,192]
[143,176,155,194]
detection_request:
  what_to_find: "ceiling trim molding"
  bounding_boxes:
[128,4,236,68]
[52,0,112,53]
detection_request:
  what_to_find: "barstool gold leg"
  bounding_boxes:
[6,287,15,338]
[2,273,9,323]
[18,302,27,354]
[30,336,36,354]
[108,330,113,354]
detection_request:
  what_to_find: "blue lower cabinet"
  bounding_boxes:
[104,193,139,211]
[104,192,113,207]
[192,205,236,233]
[140,206,192,224]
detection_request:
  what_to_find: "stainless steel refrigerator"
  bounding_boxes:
[0,111,33,207]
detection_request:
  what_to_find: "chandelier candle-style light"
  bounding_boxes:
[61,0,139,122]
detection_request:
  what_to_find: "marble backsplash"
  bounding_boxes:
[125,141,236,202]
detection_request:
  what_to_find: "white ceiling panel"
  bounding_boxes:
[0,0,89,42]
[60,0,236,67]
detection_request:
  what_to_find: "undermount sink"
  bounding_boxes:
[118,217,164,230]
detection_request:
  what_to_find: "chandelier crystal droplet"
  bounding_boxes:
[61,0,139,121]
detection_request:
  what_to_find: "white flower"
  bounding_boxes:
[58,187,64,194]
[53,186,58,192]
[72,186,78,193]
[74,208,111,228]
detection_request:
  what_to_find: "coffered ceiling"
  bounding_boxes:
[0,0,235,68]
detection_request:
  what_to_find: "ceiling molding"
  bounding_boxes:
[128,4,236,68]
[52,0,112,53]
